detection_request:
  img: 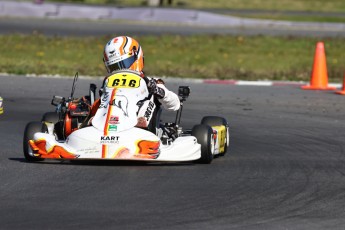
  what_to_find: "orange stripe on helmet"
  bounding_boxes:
[118,36,127,56]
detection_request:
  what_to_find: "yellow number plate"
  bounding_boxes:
[106,73,141,88]
[213,125,226,153]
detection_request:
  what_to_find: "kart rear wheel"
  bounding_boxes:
[192,124,214,164]
[201,116,229,156]
[23,121,47,162]
[41,112,59,124]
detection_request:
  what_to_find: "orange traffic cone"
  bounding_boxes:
[301,42,336,90]
[335,72,345,95]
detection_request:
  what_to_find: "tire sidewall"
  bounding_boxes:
[192,124,214,164]
[23,121,47,161]
[201,116,229,155]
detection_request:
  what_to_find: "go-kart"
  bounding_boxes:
[23,70,229,164]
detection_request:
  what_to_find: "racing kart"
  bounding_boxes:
[23,70,229,164]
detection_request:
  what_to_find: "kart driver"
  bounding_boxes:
[88,36,180,128]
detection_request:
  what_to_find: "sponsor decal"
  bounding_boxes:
[108,124,118,131]
[109,116,119,124]
[144,101,155,121]
[100,136,119,144]
[79,147,99,155]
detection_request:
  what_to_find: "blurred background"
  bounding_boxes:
[1,0,345,81]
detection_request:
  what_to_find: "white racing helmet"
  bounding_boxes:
[103,36,144,73]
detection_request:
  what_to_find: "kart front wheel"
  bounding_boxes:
[201,116,229,156]
[192,124,214,164]
[23,121,47,162]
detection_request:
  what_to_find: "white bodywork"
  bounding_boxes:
[30,72,201,162]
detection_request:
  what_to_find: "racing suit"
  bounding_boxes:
[87,75,180,129]
[136,77,180,129]
[148,78,180,111]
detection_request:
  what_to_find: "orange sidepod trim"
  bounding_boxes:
[64,113,72,137]
[111,147,132,159]
[135,140,160,159]
[29,139,77,159]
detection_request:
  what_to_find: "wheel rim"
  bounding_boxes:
[226,127,230,148]
[210,133,215,155]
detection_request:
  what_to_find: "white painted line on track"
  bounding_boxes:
[236,81,273,86]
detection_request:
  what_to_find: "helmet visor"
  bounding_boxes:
[105,55,136,73]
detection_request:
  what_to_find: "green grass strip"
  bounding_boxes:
[1,34,344,81]
[45,0,345,13]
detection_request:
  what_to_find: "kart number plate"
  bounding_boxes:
[107,73,141,88]
[213,125,226,153]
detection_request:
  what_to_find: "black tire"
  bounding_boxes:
[192,124,214,164]
[201,116,229,155]
[23,121,47,162]
[201,116,227,127]
[41,111,59,124]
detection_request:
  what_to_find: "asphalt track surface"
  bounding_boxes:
[2,17,345,37]
[1,75,345,229]
[2,3,345,229]
[2,1,345,37]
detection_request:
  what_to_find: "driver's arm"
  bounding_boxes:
[156,83,180,111]
[146,77,181,111]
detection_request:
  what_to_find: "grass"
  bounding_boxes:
[32,0,345,23]
[227,13,345,23]
[177,0,345,12]
[42,0,345,13]
[1,34,344,81]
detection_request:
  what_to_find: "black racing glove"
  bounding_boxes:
[147,79,165,99]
